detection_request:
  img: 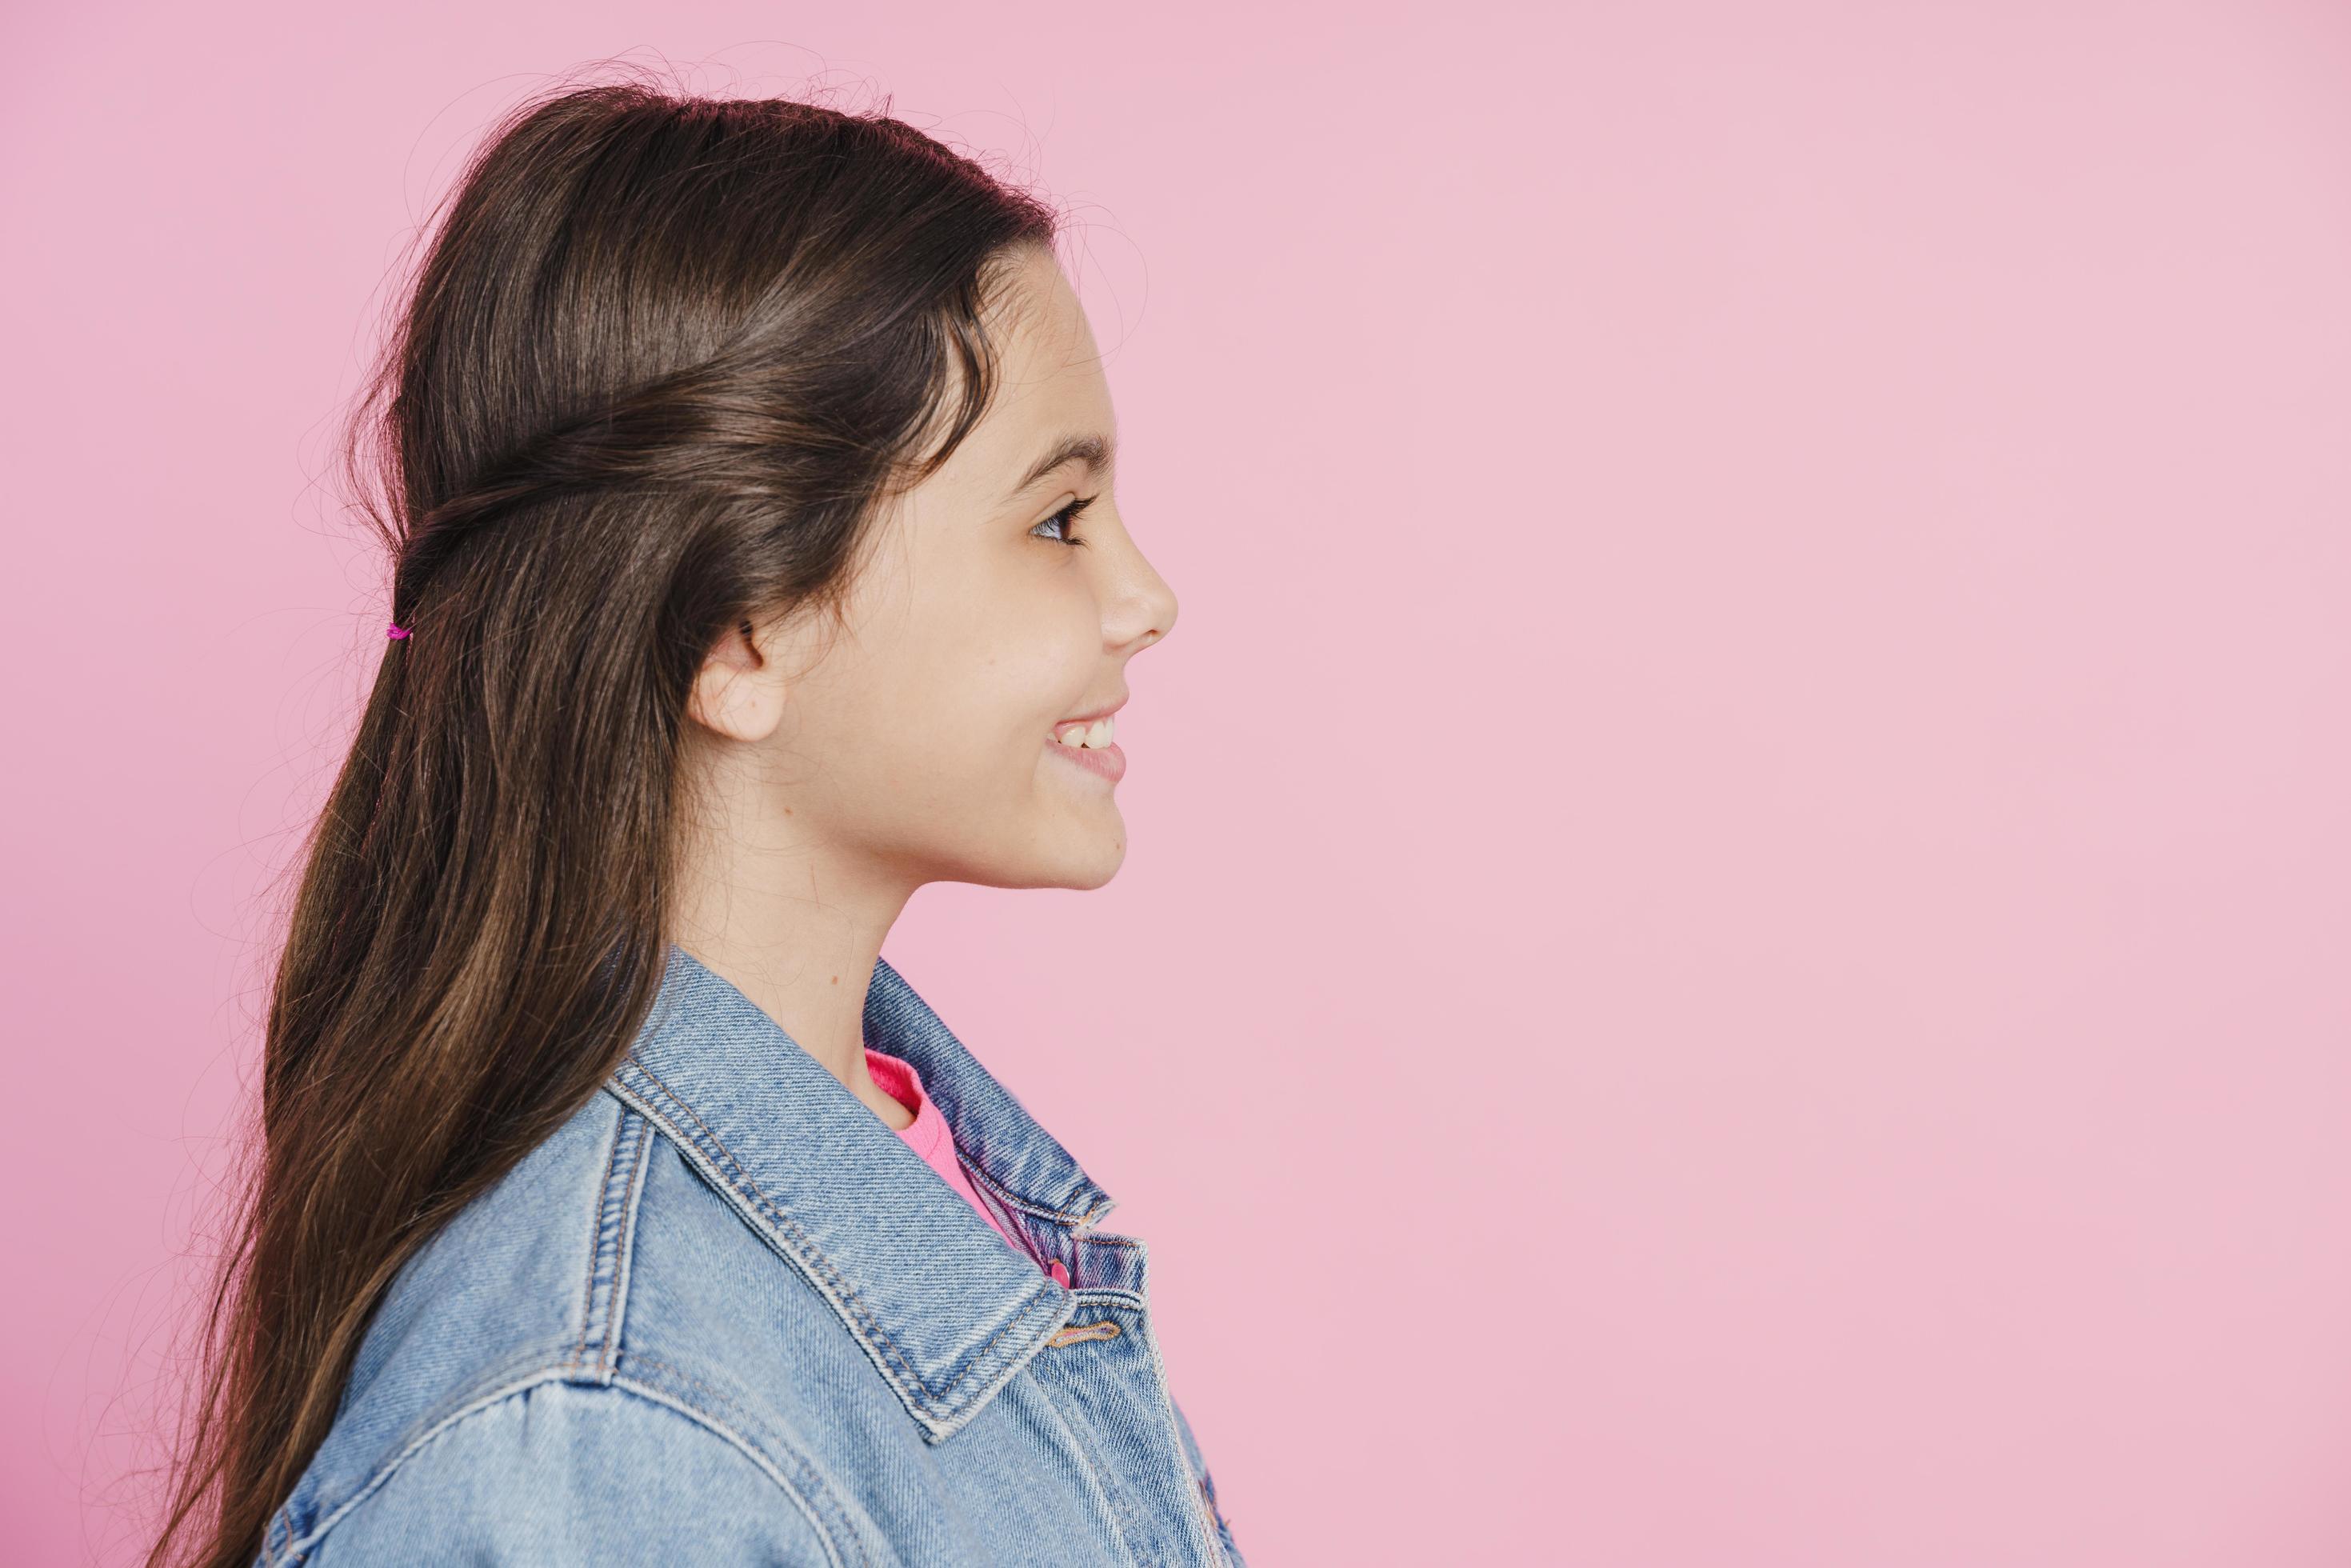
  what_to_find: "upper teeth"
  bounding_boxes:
[1054,717,1115,749]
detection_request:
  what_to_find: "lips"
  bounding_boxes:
[1046,735,1126,782]
[1053,696,1127,726]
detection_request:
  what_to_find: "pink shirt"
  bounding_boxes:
[866,1046,1071,1288]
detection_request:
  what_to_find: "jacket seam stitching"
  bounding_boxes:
[1132,1314,1226,1566]
[601,1106,653,1377]
[612,1060,1058,1415]
[1019,1368,1148,1566]
[258,1340,579,1565]
[570,1105,630,1373]
[1066,1288,1147,1311]
[612,1065,929,1394]
[266,1365,842,1564]
[956,1150,1117,1229]
[605,1366,863,1568]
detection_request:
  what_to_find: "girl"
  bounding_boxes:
[146,80,1245,1568]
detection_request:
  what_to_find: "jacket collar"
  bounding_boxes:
[602,942,1110,1442]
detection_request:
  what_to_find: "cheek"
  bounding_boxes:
[895,554,1099,761]
[964,594,1100,722]
[852,662,1043,803]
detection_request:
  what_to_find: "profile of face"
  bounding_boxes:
[683,246,1179,899]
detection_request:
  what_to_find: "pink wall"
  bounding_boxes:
[7,4,2351,1563]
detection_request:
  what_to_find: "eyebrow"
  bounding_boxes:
[1004,431,1116,504]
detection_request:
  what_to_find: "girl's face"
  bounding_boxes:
[688,246,1178,896]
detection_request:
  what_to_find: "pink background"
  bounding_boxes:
[6,4,2350,1564]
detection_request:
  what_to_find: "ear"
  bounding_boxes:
[685,618,791,743]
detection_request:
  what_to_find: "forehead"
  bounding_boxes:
[876,250,1117,557]
[963,252,1115,472]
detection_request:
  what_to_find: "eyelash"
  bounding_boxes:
[1031,494,1097,550]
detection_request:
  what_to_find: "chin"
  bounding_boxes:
[1039,832,1126,890]
[999,830,1127,892]
[946,818,1124,890]
[1064,849,1124,890]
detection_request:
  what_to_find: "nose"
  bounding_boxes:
[1098,502,1177,653]
[1121,565,1177,654]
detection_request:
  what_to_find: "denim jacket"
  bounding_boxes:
[256,945,1248,1566]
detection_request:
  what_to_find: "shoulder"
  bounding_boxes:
[280,1376,846,1566]
[274,1090,873,1566]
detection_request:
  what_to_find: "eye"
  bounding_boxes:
[1030,494,1096,550]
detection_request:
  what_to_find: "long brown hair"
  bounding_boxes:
[144,74,1061,1568]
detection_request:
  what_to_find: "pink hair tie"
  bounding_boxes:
[386,623,413,640]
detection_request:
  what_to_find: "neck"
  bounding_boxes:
[666,850,920,1133]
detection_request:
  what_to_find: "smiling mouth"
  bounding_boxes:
[1051,695,1128,730]
[1050,714,1117,750]
[1046,729,1126,782]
